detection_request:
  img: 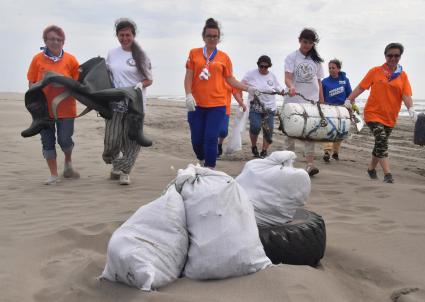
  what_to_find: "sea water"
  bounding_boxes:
[153,95,425,116]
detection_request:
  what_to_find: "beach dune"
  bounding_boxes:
[1,95,425,302]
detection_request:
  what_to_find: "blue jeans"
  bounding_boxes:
[218,115,230,139]
[40,119,75,160]
[188,106,226,167]
[249,111,275,139]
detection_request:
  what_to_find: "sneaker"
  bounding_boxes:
[120,173,130,185]
[306,165,319,177]
[323,151,330,163]
[367,169,378,180]
[63,168,80,179]
[251,146,260,158]
[383,173,394,184]
[332,152,339,160]
[260,149,268,158]
[110,169,121,180]
[45,175,60,185]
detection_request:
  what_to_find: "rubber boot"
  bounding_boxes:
[127,89,152,147]
[128,113,152,147]
[21,91,54,137]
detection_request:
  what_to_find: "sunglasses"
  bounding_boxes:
[259,65,269,69]
[386,54,401,58]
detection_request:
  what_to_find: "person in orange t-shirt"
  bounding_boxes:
[184,18,257,168]
[27,25,80,185]
[347,43,419,184]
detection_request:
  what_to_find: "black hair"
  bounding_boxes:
[299,28,324,63]
[257,55,272,67]
[115,18,149,79]
[202,18,221,38]
[329,58,342,69]
[384,42,404,55]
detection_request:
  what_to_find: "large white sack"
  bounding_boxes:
[236,151,311,226]
[224,99,249,154]
[101,185,188,291]
[175,164,271,280]
[281,102,351,141]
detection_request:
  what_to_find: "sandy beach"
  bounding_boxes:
[1,94,425,302]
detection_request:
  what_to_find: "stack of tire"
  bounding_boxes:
[258,208,326,267]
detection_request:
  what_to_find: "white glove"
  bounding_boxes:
[408,107,418,123]
[185,93,196,112]
[247,86,259,96]
[134,82,144,90]
[344,99,352,110]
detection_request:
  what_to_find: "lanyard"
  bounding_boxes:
[203,46,217,67]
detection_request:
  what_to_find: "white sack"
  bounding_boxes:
[236,151,311,226]
[224,100,249,154]
[101,185,188,291]
[176,164,271,280]
[281,102,351,141]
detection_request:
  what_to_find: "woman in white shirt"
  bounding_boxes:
[284,28,324,176]
[242,55,283,158]
[103,18,153,185]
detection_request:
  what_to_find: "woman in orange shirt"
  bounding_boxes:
[347,43,418,183]
[27,25,80,185]
[184,18,256,168]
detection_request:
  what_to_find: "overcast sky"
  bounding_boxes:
[1,0,425,99]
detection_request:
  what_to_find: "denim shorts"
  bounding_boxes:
[40,118,75,159]
[249,111,275,138]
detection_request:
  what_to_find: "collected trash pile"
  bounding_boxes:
[101,151,326,291]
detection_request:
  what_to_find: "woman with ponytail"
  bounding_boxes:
[103,18,153,185]
[184,18,257,168]
[283,28,325,177]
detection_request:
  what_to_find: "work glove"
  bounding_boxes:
[239,103,247,112]
[408,107,418,123]
[344,99,352,110]
[134,82,144,90]
[247,86,259,96]
[352,103,360,114]
[185,93,196,112]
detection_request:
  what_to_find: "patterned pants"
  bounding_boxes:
[367,122,393,158]
[103,112,141,174]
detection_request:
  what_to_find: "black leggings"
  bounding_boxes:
[367,122,393,158]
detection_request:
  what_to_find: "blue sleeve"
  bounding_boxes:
[322,79,330,102]
[345,77,352,96]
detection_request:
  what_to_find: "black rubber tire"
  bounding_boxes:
[258,208,326,267]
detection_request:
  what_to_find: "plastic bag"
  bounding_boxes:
[236,151,311,226]
[101,185,188,291]
[224,100,249,154]
[176,164,271,280]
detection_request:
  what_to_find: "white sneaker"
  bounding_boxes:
[119,173,130,185]
[45,175,60,185]
[110,169,121,180]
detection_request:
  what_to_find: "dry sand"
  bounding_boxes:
[1,95,425,302]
